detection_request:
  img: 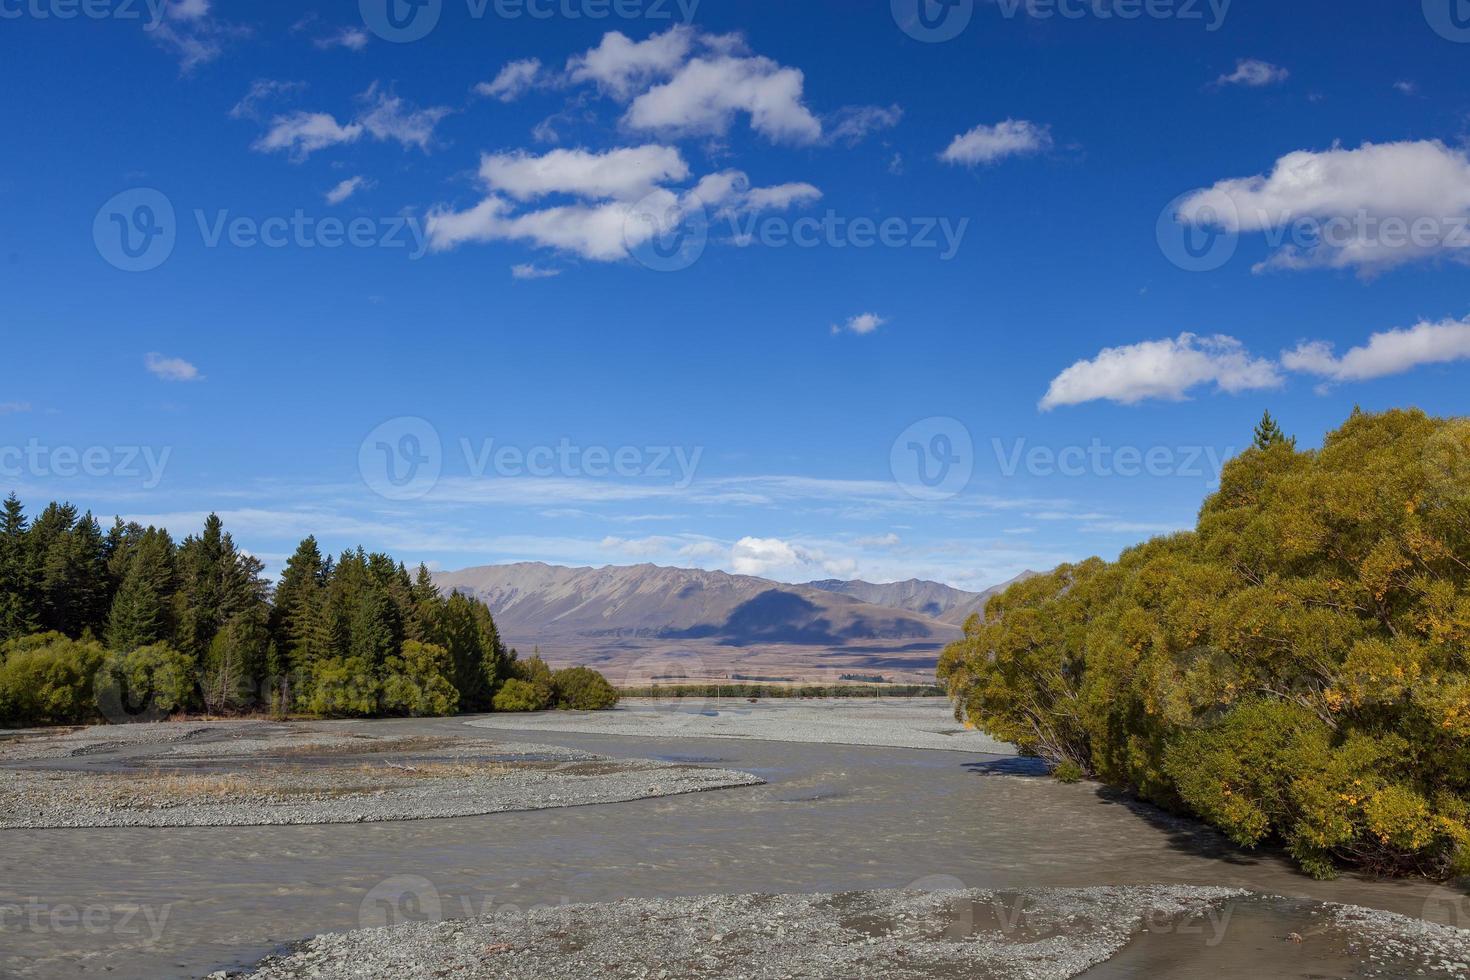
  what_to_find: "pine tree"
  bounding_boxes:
[1253,410,1295,450]
[0,494,39,641]
[105,527,177,652]
[268,537,328,707]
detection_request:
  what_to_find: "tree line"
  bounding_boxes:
[0,499,617,726]
[939,410,1470,880]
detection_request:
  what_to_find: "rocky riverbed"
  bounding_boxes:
[0,721,762,829]
[208,885,1470,980]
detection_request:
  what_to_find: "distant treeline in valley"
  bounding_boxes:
[940,409,1470,880]
[620,683,945,699]
[0,498,617,727]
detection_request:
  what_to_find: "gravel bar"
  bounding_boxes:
[0,721,763,829]
[209,885,1251,980]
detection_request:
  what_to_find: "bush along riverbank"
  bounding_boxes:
[0,500,617,726]
[940,410,1470,880]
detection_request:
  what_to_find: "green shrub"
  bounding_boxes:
[492,678,550,713]
[303,657,380,718]
[0,633,105,726]
[941,409,1470,879]
[380,641,459,717]
[96,644,198,723]
[551,667,620,711]
[509,654,555,704]
[1052,760,1085,784]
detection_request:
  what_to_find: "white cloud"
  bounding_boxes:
[625,53,823,144]
[1394,81,1418,96]
[1282,316,1470,383]
[825,104,903,146]
[254,112,363,160]
[150,0,243,72]
[145,353,203,383]
[357,84,450,151]
[427,146,818,262]
[0,402,31,415]
[567,27,695,98]
[229,79,305,121]
[1175,140,1470,272]
[744,182,822,211]
[731,536,809,577]
[833,313,887,336]
[854,533,901,548]
[1215,58,1289,88]
[476,59,545,102]
[940,120,1052,166]
[325,176,372,205]
[254,85,450,160]
[315,27,370,51]
[480,145,690,201]
[511,263,562,280]
[1040,333,1283,409]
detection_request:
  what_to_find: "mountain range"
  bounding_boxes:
[434,562,1034,686]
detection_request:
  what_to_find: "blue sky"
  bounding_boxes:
[2,0,1469,590]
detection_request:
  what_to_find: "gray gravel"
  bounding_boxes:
[0,721,762,829]
[207,885,1248,980]
[468,698,1017,755]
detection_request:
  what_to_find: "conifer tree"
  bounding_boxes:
[1253,410,1293,450]
[0,494,39,642]
[105,528,177,652]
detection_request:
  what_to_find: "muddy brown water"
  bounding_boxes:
[1,711,1466,979]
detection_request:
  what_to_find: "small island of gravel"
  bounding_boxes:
[0,720,762,829]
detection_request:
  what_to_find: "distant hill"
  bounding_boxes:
[802,571,1039,625]
[433,562,1030,685]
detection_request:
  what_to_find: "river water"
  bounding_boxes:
[1,706,1465,979]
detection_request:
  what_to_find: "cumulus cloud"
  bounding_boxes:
[559,27,823,144]
[254,112,363,160]
[254,85,450,160]
[1040,333,1283,409]
[145,353,203,383]
[1215,58,1289,88]
[476,59,545,102]
[325,176,372,205]
[624,53,822,144]
[731,537,808,577]
[1282,316,1470,383]
[567,28,695,98]
[480,145,690,201]
[940,120,1052,166]
[426,145,819,262]
[1174,140,1470,272]
[832,313,886,336]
